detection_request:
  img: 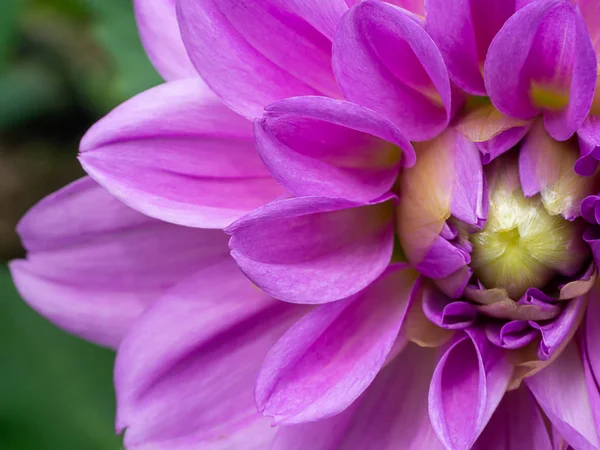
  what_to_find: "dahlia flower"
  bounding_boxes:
[10,0,600,449]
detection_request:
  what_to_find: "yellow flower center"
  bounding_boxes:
[469,160,581,298]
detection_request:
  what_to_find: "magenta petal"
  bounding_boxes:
[177,0,340,118]
[333,0,453,141]
[471,387,552,449]
[526,341,600,450]
[80,79,284,228]
[427,0,516,95]
[9,177,230,348]
[256,264,417,424]
[271,344,444,450]
[283,0,348,40]
[429,328,513,450]
[477,125,531,164]
[529,295,587,361]
[542,4,598,141]
[485,0,598,140]
[134,0,196,80]
[115,259,307,449]
[226,196,395,304]
[585,282,600,397]
[256,96,414,201]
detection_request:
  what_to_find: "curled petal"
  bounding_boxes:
[421,283,478,329]
[471,387,552,449]
[427,0,516,95]
[526,341,600,450]
[134,0,196,80]
[226,196,395,304]
[256,96,414,201]
[397,129,486,279]
[485,0,598,140]
[80,79,284,228]
[405,277,456,347]
[333,0,453,141]
[519,120,599,220]
[256,265,418,424]
[485,321,538,350]
[177,0,340,118]
[271,344,443,450]
[9,177,230,348]
[429,328,513,450]
[115,259,307,449]
[529,295,587,361]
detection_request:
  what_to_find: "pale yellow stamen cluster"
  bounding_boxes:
[470,161,581,299]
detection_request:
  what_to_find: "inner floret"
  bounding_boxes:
[470,167,582,298]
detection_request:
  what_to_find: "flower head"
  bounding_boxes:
[10,0,600,449]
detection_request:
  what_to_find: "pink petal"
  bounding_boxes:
[226,196,395,304]
[333,0,453,141]
[429,328,513,450]
[115,259,307,449]
[9,177,230,348]
[271,344,445,450]
[177,0,341,118]
[519,120,598,220]
[485,0,597,140]
[256,96,414,201]
[427,0,516,95]
[133,0,196,80]
[256,264,418,424]
[526,341,600,450]
[471,387,552,450]
[79,79,284,228]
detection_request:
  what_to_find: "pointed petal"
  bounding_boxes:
[526,341,600,450]
[79,79,284,228]
[256,96,414,201]
[256,265,417,424]
[177,0,340,118]
[519,120,598,220]
[471,387,552,450]
[427,0,516,95]
[9,177,230,348]
[226,196,395,304]
[333,0,453,141]
[134,0,196,80]
[429,329,513,450]
[115,259,306,449]
[271,344,444,450]
[485,0,597,140]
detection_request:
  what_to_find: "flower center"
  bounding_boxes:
[469,162,581,298]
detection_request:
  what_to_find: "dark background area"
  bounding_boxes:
[1,1,163,448]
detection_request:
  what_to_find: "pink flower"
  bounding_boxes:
[10,0,600,449]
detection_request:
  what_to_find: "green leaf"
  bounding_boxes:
[0,265,123,449]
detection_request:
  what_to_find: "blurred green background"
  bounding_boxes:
[1,0,163,448]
